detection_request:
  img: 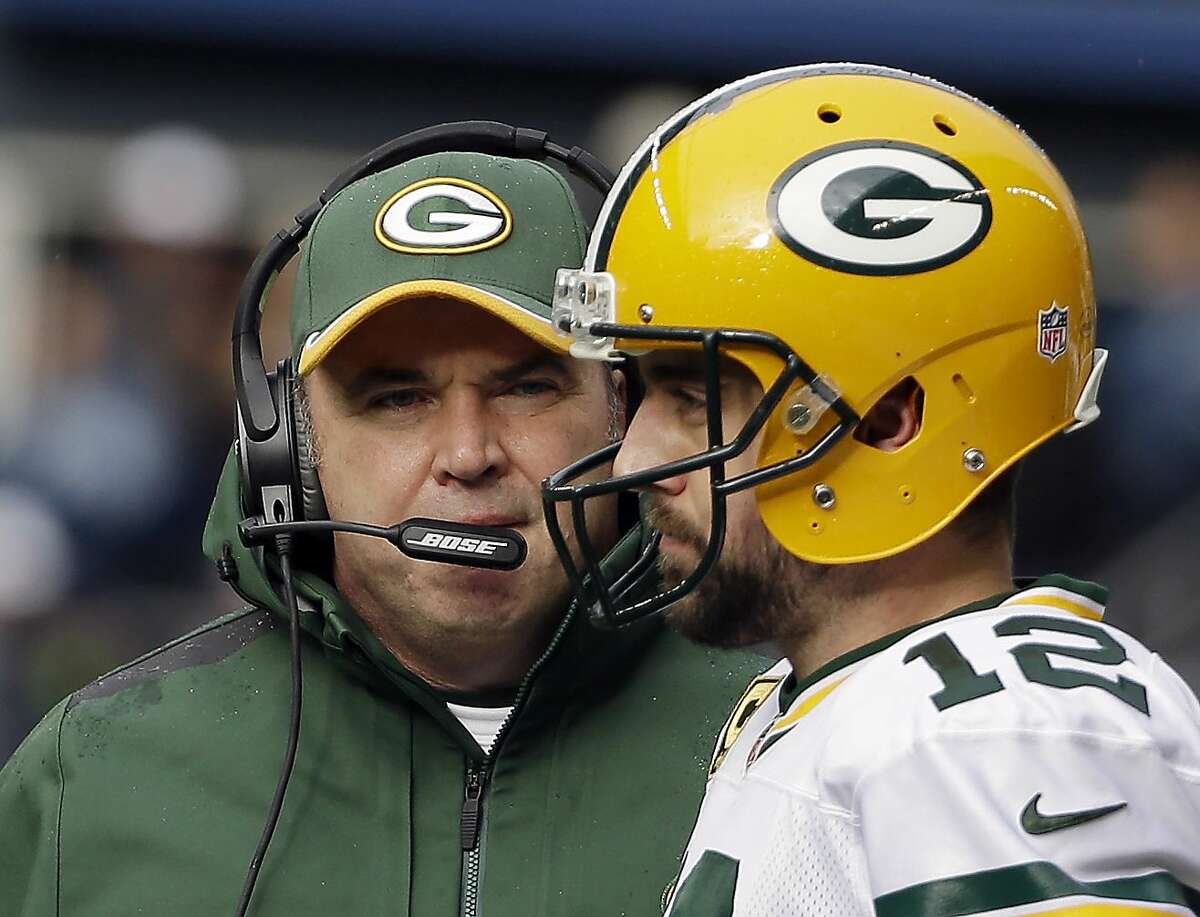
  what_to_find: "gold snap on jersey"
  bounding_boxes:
[666,576,1200,917]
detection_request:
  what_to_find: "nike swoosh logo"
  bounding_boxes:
[1020,793,1127,835]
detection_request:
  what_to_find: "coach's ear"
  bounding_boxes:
[854,377,923,452]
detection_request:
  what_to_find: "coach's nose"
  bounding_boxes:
[431,390,510,486]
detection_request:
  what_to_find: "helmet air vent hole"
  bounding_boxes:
[952,373,976,404]
[934,114,957,136]
[817,104,842,124]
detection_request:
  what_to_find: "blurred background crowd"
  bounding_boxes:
[0,1,1197,761]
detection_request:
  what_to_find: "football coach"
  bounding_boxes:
[0,135,761,915]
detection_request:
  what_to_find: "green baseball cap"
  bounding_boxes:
[291,151,588,375]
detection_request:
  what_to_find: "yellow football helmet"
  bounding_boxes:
[543,63,1107,626]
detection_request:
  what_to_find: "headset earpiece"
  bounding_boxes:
[236,358,303,525]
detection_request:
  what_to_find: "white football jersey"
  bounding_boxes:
[667,576,1200,917]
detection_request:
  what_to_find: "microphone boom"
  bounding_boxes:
[239,517,527,571]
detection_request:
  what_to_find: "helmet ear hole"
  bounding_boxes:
[854,377,924,452]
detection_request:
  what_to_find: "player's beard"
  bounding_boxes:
[643,499,864,650]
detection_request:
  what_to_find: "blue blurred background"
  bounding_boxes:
[0,1,1197,760]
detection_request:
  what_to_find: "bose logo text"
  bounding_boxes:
[769,141,992,275]
[375,177,512,255]
[410,531,506,556]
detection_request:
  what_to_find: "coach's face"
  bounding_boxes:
[306,297,620,689]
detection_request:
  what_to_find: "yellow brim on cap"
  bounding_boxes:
[296,279,569,376]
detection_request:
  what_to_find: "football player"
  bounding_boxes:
[543,64,1200,916]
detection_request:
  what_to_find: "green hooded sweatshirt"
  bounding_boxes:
[0,448,765,915]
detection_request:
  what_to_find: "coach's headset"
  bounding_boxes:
[230,122,614,917]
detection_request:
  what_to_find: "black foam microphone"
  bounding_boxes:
[238,516,527,571]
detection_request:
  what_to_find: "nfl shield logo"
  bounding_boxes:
[1038,304,1069,363]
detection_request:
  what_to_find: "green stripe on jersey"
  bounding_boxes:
[874,861,1200,917]
[668,850,739,917]
[1021,573,1108,606]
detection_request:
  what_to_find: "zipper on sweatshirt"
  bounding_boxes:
[460,764,488,917]
[456,596,580,917]
[461,765,487,851]
[489,594,579,759]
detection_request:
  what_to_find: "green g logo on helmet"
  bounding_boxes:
[768,140,992,276]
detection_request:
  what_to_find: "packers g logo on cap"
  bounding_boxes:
[768,140,992,275]
[375,177,513,255]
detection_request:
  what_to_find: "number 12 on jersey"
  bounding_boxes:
[904,614,1149,715]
